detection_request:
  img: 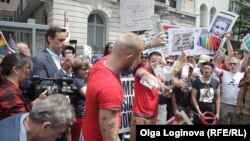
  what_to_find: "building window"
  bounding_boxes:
[210,7,216,24]
[87,13,106,54]
[229,0,238,12]
[156,0,166,3]
[169,0,177,8]
[200,4,207,27]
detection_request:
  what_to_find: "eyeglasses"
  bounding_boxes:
[166,61,174,65]
[81,68,89,71]
[229,63,237,66]
[169,55,175,59]
[141,56,147,59]
[21,65,31,70]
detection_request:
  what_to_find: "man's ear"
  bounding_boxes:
[41,121,52,130]
[47,36,53,43]
[125,54,134,64]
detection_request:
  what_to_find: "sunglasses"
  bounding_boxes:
[166,61,174,65]
[187,56,194,58]
[141,56,147,59]
[229,63,237,66]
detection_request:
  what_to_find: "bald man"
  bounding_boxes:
[16,42,31,56]
[83,32,144,141]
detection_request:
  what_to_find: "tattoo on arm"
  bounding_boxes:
[116,134,120,140]
[102,116,107,121]
[108,121,115,129]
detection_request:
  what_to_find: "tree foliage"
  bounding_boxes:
[233,0,250,40]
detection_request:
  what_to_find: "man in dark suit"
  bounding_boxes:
[32,26,74,82]
[31,26,74,141]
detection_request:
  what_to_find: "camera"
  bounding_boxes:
[32,75,78,97]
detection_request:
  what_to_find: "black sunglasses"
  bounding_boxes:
[141,56,147,59]
[166,61,174,65]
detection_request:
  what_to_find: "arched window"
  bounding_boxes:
[200,4,207,27]
[210,7,216,24]
[87,13,106,54]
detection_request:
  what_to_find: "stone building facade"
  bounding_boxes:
[11,0,231,55]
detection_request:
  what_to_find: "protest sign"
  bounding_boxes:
[196,10,239,54]
[242,34,250,51]
[168,28,194,55]
[142,30,169,58]
[119,77,135,133]
[120,0,154,32]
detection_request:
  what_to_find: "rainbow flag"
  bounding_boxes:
[0,31,15,55]
[166,110,193,125]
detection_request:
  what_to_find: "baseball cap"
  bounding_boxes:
[198,55,211,64]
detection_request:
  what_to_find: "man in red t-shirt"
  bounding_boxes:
[83,32,144,141]
[130,51,171,141]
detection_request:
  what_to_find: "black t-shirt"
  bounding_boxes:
[192,77,220,113]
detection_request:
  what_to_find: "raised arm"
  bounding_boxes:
[224,32,234,69]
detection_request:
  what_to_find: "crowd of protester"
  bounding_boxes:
[0,25,250,141]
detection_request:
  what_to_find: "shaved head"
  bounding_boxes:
[112,32,144,56]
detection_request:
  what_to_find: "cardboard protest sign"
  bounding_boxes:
[168,28,194,55]
[142,30,169,58]
[196,10,239,54]
[120,0,154,32]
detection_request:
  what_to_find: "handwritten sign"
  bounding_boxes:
[120,0,154,32]
[119,77,135,133]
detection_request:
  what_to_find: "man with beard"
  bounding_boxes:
[83,32,144,141]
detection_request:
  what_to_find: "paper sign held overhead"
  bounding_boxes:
[120,0,154,32]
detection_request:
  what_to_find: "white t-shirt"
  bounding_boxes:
[215,68,244,105]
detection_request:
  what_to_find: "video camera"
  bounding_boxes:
[32,75,78,97]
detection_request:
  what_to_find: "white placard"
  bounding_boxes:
[196,10,239,54]
[120,0,154,32]
[168,28,194,55]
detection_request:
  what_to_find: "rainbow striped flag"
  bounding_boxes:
[0,31,15,56]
